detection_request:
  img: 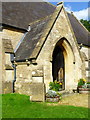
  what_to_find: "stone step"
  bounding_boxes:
[58,90,77,98]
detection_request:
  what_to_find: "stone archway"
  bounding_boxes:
[52,38,75,91]
[52,45,65,90]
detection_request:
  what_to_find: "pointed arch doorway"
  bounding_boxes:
[52,44,65,90]
[52,38,75,91]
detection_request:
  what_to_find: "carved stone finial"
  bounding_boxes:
[57,1,64,5]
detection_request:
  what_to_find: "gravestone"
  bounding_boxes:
[2,81,13,94]
[30,83,45,102]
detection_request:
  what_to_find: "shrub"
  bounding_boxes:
[78,78,86,87]
[49,81,62,91]
[87,82,90,84]
[87,82,90,88]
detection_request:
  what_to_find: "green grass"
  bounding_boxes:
[2,93,89,118]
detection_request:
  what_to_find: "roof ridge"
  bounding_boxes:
[15,4,63,61]
[30,4,63,59]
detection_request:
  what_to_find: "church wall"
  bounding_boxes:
[1,4,88,98]
[5,54,12,66]
[2,28,24,50]
[2,43,6,83]
[80,46,90,81]
[35,7,83,92]
[5,53,14,83]
[2,28,24,93]
[15,64,31,95]
[80,46,90,60]
[15,7,84,94]
[13,7,85,95]
[15,64,44,96]
[1,50,14,93]
[0,33,3,93]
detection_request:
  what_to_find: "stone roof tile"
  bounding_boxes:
[2,2,56,30]
[67,12,90,47]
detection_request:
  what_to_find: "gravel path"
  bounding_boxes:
[47,93,89,108]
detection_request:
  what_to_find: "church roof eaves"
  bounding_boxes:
[15,4,63,62]
[67,12,90,47]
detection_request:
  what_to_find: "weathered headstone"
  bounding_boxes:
[30,83,45,102]
[2,81,13,94]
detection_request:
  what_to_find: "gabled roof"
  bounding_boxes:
[15,4,63,61]
[15,4,90,62]
[15,16,51,61]
[3,39,14,53]
[2,2,56,30]
[67,12,90,47]
[2,2,89,61]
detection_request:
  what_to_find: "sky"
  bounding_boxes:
[50,2,90,20]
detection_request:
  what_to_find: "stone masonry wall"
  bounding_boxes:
[4,6,85,95]
[14,7,84,94]
[36,7,83,91]
[0,31,2,93]
[80,46,90,81]
[15,64,44,95]
[1,28,24,94]
[2,28,24,50]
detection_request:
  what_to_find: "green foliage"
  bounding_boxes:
[80,19,90,32]
[49,81,62,91]
[87,82,90,88]
[56,92,62,100]
[87,82,90,84]
[2,94,89,118]
[78,78,86,87]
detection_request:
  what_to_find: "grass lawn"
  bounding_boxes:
[2,93,89,118]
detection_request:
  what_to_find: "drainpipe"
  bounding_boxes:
[12,25,31,93]
[12,62,17,93]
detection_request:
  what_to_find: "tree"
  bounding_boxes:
[80,19,90,32]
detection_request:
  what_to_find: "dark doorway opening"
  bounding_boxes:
[52,45,65,90]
